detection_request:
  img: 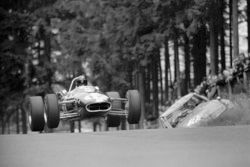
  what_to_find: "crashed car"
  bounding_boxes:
[160,93,235,128]
[28,75,141,131]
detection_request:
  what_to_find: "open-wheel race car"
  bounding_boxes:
[27,75,141,131]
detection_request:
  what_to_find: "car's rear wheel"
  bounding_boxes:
[44,94,60,129]
[106,92,121,127]
[28,96,45,131]
[126,90,141,124]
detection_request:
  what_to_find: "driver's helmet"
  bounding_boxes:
[76,77,88,87]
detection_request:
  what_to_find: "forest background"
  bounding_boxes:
[0,0,249,133]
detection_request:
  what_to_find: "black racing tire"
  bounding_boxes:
[106,92,121,127]
[44,94,60,129]
[28,96,45,131]
[126,90,141,124]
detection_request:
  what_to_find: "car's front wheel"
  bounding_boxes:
[126,90,141,124]
[28,96,45,131]
[44,94,60,129]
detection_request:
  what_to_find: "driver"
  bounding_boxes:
[76,77,88,87]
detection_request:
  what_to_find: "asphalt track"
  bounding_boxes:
[0,125,250,167]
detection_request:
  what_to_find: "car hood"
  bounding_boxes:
[76,92,109,104]
[67,88,109,104]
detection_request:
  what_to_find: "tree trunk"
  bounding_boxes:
[209,0,219,75]
[184,34,190,95]
[23,58,29,134]
[158,50,164,105]
[229,0,233,67]
[144,62,152,121]
[7,118,10,134]
[37,17,52,86]
[120,117,127,130]
[232,0,239,59]
[44,17,52,86]
[145,63,151,103]
[138,67,145,129]
[164,37,169,101]
[247,0,250,57]
[193,23,207,86]
[152,50,159,119]
[78,120,81,133]
[174,34,181,98]
[70,121,75,133]
[128,60,134,89]
[16,108,20,134]
[220,0,226,71]
[1,114,5,134]
[21,107,27,134]
[168,48,173,99]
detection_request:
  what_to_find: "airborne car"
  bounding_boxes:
[28,75,141,131]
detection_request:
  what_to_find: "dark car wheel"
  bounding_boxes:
[106,92,121,127]
[44,94,60,129]
[126,90,141,124]
[28,96,45,131]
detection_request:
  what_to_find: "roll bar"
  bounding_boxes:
[68,75,85,92]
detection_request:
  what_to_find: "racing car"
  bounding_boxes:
[28,75,141,131]
[160,93,236,128]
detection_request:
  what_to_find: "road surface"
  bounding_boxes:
[0,125,250,167]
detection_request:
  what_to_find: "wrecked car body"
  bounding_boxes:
[160,93,235,128]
